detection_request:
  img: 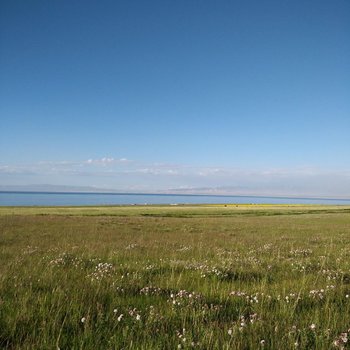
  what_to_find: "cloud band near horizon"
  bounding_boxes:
[1,157,349,198]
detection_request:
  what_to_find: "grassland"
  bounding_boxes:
[1,204,350,349]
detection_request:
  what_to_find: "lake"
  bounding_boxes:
[1,191,350,206]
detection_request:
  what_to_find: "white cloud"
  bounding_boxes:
[85,157,131,166]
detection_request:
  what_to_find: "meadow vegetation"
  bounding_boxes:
[1,204,350,349]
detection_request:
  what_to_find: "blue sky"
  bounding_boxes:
[1,0,349,196]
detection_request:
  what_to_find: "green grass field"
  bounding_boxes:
[1,205,350,349]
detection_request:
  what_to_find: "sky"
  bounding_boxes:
[1,0,349,197]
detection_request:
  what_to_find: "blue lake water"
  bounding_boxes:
[1,191,350,206]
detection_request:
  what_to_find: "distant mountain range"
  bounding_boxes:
[1,184,349,200]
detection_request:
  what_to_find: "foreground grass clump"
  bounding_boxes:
[0,205,350,349]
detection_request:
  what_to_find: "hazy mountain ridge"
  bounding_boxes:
[1,184,349,200]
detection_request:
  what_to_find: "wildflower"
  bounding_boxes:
[260,339,265,345]
[333,332,348,348]
[310,323,316,330]
[81,317,86,323]
[136,314,141,321]
[117,314,124,322]
[228,329,233,335]
[340,333,348,343]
